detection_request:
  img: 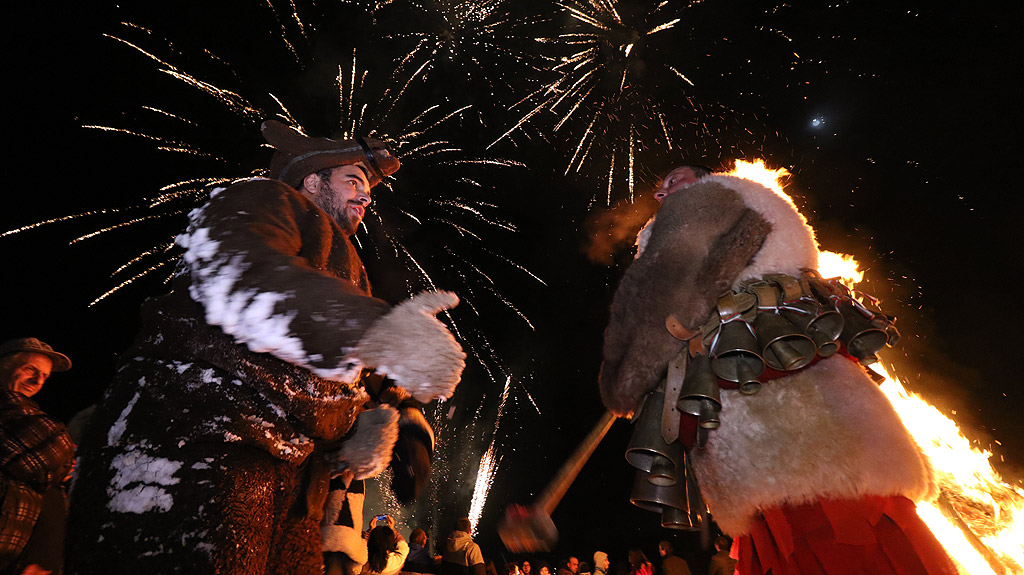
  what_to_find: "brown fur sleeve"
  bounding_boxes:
[599,183,771,416]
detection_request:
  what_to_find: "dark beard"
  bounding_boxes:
[313,181,359,234]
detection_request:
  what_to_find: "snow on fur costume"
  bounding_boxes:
[600,174,954,574]
[67,179,465,574]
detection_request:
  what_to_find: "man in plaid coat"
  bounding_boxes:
[0,337,75,574]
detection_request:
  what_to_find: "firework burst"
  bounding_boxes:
[492,0,800,205]
[376,0,554,109]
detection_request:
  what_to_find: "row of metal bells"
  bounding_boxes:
[677,354,722,429]
[626,388,707,530]
[625,387,689,485]
[781,299,844,357]
[711,297,849,389]
[837,301,898,365]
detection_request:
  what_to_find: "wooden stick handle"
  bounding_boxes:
[536,410,618,515]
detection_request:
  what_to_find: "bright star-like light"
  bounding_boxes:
[811,115,825,128]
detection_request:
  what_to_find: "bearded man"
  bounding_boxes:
[66,121,465,574]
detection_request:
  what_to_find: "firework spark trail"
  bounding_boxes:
[112,241,177,276]
[1,209,127,238]
[90,259,177,306]
[468,376,514,533]
[148,178,237,208]
[69,212,184,245]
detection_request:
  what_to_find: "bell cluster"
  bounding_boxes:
[680,270,899,438]
[684,268,901,437]
[622,271,900,527]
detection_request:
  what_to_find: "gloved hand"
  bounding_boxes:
[355,291,467,402]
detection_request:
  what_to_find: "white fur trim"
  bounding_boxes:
[691,357,935,535]
[697,175,819,283]
[335,406,400,480]
[321,481,368,561]
[355,291,466,402]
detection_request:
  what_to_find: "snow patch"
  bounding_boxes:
[106,450,182,514]
[107,391,141,446]
[108,485,174,514]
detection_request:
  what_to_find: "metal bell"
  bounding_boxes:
[781,299,844,358]
[677,354,722,429]
[837,302,888,362]
[885,323,901,346]
[754,311,817,371]
[658,457,708,530]
[630,468,686,513]
[625,388,688,486]
[710,321,765,394]
[660,505,698,530]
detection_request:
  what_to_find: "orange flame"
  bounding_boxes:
[817,251,864,286]
[731,158,1022,574]
[724,158,790,195]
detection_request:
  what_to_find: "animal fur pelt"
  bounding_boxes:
[356,291,467,403]
[329,406,400,480]
[600,177,774,416]
[321,472,367,565]
[690,357,935,535]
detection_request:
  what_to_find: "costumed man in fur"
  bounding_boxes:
[600,164,957,575]
[66,121,465,575]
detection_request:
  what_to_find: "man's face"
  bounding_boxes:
[658,545,667,557]
[654,166,700,203]
[5,353,53,397]
[600,557,609,571]
[568,558,579,574]
[312,165,372,233]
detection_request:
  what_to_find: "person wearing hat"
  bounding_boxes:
[0,337,75,575]
[65,122,466,574]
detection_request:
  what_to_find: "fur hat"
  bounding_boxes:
[0,337,71,371]
[262,120,400,189]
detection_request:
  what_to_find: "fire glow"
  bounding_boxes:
[731,159,1024,575]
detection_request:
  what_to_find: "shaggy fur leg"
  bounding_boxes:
[66,443,324,575]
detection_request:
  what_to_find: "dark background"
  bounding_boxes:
[5,0,1021,570]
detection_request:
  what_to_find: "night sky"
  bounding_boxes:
[5,0,1021,569]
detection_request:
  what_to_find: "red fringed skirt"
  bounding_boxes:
[734,495,959,575]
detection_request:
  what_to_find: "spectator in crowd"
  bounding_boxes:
[0,337,75,575]
[404,527,437,573]
[362,515,409,575]
[441,517,485,575]
[707,537,737,575]
[593,551,610,575]
[521,560,533,575]
[557,556,580,575]
[627,549,653,575]
[484,560,499,575]
[537,563,552,575]
[657,541,691,575]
